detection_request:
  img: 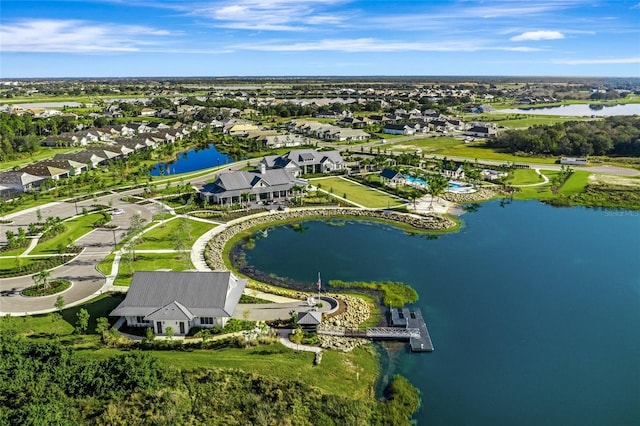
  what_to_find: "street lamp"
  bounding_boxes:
[111,228,117,248]
[74,199,78,215]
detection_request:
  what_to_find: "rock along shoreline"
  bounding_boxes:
[204,207,457,271]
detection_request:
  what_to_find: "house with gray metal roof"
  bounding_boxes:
[260,149,344,177]
[110,271,247,336]
[199,165,308,205]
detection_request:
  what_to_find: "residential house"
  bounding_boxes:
[0,171,46,193]
[465,125,497,138]
[20,163,70,180]
[54,151,107,169]
[260,149,344,177]
[40,134,75,147]
[379,168,406,185]
[37,159,87,176]
[261,134,306,149]
[441,161,465,180]
[200,166,308,205]
[384,124,415,136]
[110,271,246,335]
[480,169,508,181]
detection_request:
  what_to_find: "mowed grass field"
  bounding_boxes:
[114,252,193,286]
[391,137,557,164]
[135,218,217,250]
[512,170,590,200]
[312,176,403,208]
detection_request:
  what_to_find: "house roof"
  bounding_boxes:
[145,301,195,321]
[0,171,44,186]
[297,310,323,325]
[110,271,247,320]
[380,168,403,180]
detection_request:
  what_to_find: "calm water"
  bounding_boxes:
[239,201,640,425]
[499,103,640,117]
[150,143,233,176]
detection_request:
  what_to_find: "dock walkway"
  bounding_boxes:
[317,307,434,352]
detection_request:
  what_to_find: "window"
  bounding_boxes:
[201,317,214,325]
[136,316,146,324]
[179,322,185,335]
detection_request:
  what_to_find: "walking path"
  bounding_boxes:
[513,169,550,187]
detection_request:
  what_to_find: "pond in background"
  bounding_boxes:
[150,143,234,176]
[498,103,640,116]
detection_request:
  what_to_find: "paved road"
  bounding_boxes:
[0,195,160,314]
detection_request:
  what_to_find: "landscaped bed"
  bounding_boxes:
[21,279,71,297]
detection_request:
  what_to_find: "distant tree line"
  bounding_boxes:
[488,116,640,157]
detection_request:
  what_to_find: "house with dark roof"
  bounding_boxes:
[260,149,344,177]
[379,168,406,185]
[383,124,415,136]
[200,165,308,205]
[0,171,46,195]
[441,161,465,179]
[19,163,71,180]
[54,151,107,169]
[110,271,247,336]
[465,125,497,138]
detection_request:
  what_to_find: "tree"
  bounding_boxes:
[33,269,51,291]
[171,217,191,266]
[75,308,90,334]
[128,213,146,261]
[95,317,110,334]
[427,174,448,209]
[54,295,65,312]
[165,326,174,340]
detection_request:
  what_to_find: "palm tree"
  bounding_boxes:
[427,174,448,209]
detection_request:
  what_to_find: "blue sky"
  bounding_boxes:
[2,0,639,78]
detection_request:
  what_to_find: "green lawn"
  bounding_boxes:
[5,293,124,338]
[512,170,590,200]
[507,169,546,186]
[0,256,48,272]
[0,246,29,257]
[465,113,582,128]
[76,344,379,399]
[136,218,217,250]
[312,177,402,208]
[392,137,557,164]
[115,252,193,286]
[558,171,590,195]
[31,213,103,255]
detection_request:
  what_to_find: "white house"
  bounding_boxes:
[110,271,247,336]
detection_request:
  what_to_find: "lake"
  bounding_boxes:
[150,143,233,176]
[498,103,640,117]
[237,201,640,425]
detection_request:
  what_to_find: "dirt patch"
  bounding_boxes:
[589,174,640,187]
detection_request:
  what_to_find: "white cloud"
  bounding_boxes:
[552,57,640,65]
[187,0,346,31]
[510,31,565,41]
[232,38,542,53]
[0,19,174,53]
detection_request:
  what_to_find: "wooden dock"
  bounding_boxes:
[317,307,434,352]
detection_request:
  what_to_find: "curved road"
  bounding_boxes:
[0,194,160,314]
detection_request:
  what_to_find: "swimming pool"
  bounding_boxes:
[404,175,476,194]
